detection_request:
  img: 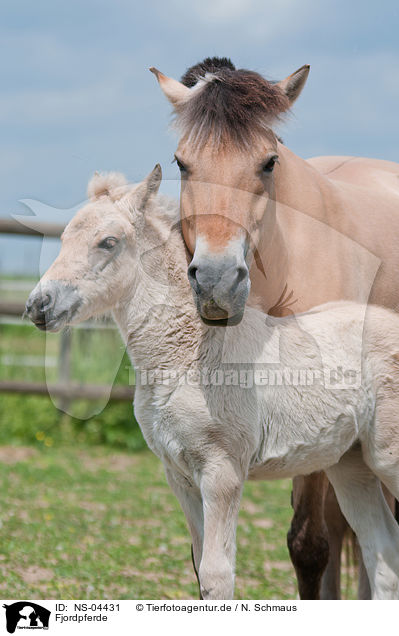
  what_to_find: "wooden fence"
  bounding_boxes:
[0,217,134,403]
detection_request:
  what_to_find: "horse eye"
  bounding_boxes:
[262,155,279,173]
[175,158,188,174]
[98,237,118,250]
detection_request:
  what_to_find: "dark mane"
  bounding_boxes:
[176,56,289,148]
[181,57,236,87]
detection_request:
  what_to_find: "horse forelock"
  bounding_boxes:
[176,57,290,149]
[180,56,236,87]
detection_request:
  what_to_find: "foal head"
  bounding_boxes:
[151,57,309,323]
[26,166,162,331]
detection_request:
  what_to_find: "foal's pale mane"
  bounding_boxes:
[139,194,191,290]
[175,56,290,149]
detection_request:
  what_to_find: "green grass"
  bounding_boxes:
[0,276,39,303]
[0,322,144,450]
[0,445,301,599]
[0,322,128,385]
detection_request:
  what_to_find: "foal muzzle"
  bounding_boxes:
[26,281,82,332]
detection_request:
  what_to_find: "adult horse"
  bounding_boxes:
[150,56,399,599]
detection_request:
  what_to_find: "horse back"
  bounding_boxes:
[307,155,399,193]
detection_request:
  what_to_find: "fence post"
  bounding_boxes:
[57,329,72,412]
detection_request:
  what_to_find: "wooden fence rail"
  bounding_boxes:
[0,380,134,402]
[0,218,64,237]
[1,218,131,405]
[0,301,26,316]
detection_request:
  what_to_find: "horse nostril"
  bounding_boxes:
[236,266,248,285]
[187,264,199,290]
[39,294,52,313]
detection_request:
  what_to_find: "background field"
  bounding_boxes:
[0,445,299,600]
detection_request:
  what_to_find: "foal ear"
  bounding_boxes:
[150,67,191,107]
[133,164,162,213]
[276,65,310,105]
[87,172,127,201]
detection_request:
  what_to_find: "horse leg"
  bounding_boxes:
[287,472,330,599]
[290,474,369,599]
[322,493,372,600]
[197,459,243,600]
[320,483,348,599]
[164,468,204,598]
[326,446,399,599]
[322,479,396,599]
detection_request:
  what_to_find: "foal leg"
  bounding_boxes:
[198,459,243,600]
[357,549,371,599]
[164,468,204,597]
[356,486,397,599]
[322,481,396,599]
[287,472,330,599]
[358,399,399,597]
[322,484,396,599]
[326,447,399,599]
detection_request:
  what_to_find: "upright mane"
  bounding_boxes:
[138,192,194,294]
[176,56,290,148]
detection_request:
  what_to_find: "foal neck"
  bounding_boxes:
[114,209,205,370]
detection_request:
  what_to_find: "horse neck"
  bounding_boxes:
[275,143,338,223]
[250,143,340,314]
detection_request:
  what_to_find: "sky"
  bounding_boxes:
[1,0,399,275]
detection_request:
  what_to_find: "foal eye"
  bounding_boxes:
[98,237,118,250]
[262,155,279,174]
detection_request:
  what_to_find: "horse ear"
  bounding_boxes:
[131,164,162,213]
[87,172,127,200]
[150,67,191,107]
[276,65,310,105]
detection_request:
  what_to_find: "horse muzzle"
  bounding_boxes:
[187,257,250,325]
